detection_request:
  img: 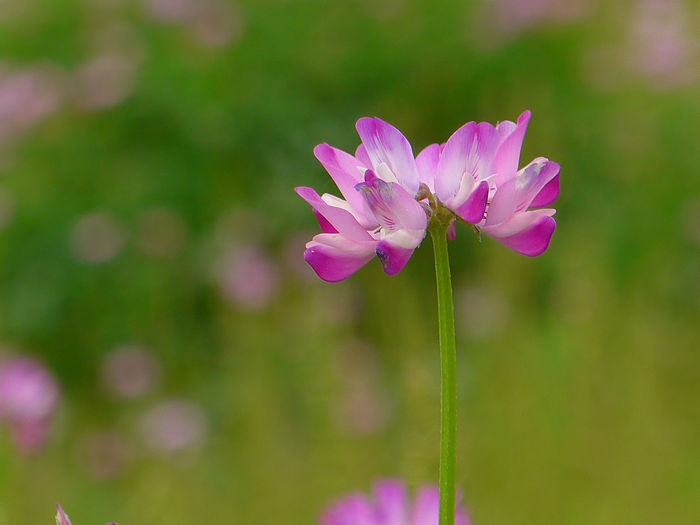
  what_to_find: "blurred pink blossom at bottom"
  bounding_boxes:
[0,356,60,453]
[320,479,471,525]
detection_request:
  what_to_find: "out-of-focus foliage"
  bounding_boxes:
[0,0,697,523]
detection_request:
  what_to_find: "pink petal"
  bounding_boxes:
[435,121,498,206]
[485,212,556,257]
[411,486,472,525]
[373,479,409,525]
[320,493,376,525]
[56,505,72,525]
[415,143,441,191]
[375,236,418,277]
[314,143,370,217]
[313,210,338,234]
[455,180,489,224]
[435,121,475,203]
[485,160,559,226]
[411,486,439,525]
[295,187,373,242]
[355,171,427,232]
[304,233,376,282]
[356,117,420,194]
[493,110,531,184]
[355,144,372,167]
[529,167,560,208]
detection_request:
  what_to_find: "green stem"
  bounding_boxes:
[430,221,457,525]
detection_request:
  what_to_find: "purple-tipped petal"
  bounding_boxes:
[356,117,420,194]
[529,164,560,208]
[375,237,417,276]
[304,233,376,282]
[56,505,72,525]
[455,180,489,224]
[296,187,374,242]
[355,171,427,233]
[493,110,531,183]
[487,213,556,257]
[314,143,370,217]
[373,479,409,525]
[415,143,441,191]
[485,160,559,226]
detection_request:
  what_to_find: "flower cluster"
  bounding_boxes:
[320,479,471,525]
[296,111,559,282]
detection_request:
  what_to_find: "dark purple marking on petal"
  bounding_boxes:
[456,180,489,224]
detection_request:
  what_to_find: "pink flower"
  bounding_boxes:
[0,356,60,453]
[297,112,559,281]
[320,479,471,525]
[296,118,428,281]
[435,110,560,256]
[55,504,116,525]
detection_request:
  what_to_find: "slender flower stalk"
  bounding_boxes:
[429,218,457,525]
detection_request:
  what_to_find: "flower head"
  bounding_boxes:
[297,111,559,281]
[320,479,471,525]
[435,110,560,256]
[296,117,427,282]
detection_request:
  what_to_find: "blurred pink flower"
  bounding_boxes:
[217,246,280,310]
[0,65,63,143]
[320,479,471,525]
[146,0,192,22]
[139,398,207,453]
[480,0,587,39]
[629,0,696,88]
[0,356,60,453]
[74,54,138,110]
[70,212,126,264]
[145,0,245,47]
[101,345,161,398]
[55,504,117,525]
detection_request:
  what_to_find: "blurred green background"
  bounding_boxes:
[0,0,698,523]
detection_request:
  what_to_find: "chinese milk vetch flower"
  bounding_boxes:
[297,111,559,281]
[296,117,428,282]
[0,356,60,453]
[320,479,471,525]
[55,504,116,525]
[434,110,559,256]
